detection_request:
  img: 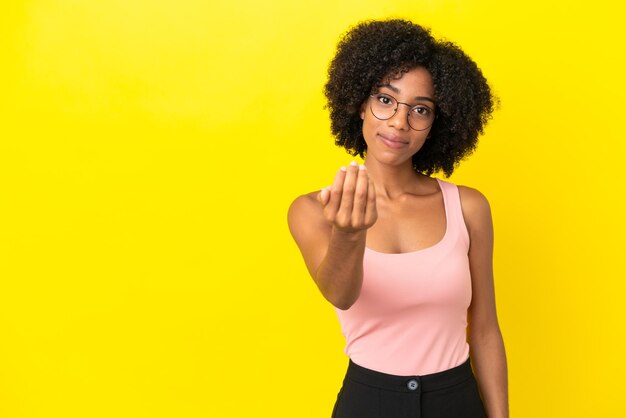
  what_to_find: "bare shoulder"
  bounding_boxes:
[457,185,493,236]
[287,191,333,277]
[288,191,323,222]
[287,191,328,237]
[458,185,491,213]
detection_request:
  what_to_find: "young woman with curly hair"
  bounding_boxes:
[288,19,508,418]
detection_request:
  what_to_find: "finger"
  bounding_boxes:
[364,177,377,226]
[324,166,347,218]
[336,161,359,225]
[318,187,331,206]
[351,165,369,225]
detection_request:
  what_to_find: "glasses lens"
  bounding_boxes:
[369,94,397,120]
[407,106,435,131]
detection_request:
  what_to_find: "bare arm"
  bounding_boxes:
[288,162,377,310]
[460,186,509,418]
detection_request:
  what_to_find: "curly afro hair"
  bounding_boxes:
[324,19,496,177]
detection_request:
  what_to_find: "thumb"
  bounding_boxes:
[318,187,331,206]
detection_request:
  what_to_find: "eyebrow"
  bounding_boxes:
[378,83,436,104]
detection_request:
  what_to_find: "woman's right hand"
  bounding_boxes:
[288,161,377,309]
[318,161,377,233]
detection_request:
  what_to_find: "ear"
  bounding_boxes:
[359,101,366,120]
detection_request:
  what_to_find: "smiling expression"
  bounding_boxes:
[360,66,436,167]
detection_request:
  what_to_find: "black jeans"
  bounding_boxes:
[331,358,487,418]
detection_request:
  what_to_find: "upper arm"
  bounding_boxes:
[458,186,501,339]
[287,193,332,279]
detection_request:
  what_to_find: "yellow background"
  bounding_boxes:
[1,1,625,417]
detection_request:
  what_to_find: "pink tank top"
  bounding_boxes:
[334,178,471,376]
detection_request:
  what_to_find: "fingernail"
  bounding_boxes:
[359,164,366,170]
[340,166,347,172]
[350,161,358,167]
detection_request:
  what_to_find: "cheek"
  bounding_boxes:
[361,114,376,144]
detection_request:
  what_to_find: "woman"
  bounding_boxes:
[288,19,508,418]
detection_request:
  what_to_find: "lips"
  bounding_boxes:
[377,132,409,149]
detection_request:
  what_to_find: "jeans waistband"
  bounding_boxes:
[345,357,474,393]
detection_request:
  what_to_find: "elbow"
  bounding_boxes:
[334,300,355,311]
[468,321,504,345]
[327,291,360,311]
[315,270,363,310]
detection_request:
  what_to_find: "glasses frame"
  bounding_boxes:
[368,93,437,131]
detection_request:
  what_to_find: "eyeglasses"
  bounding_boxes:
[369,93,436,131]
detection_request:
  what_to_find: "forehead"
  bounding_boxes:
[378,66,434,98]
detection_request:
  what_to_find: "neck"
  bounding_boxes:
[364,157,430,200]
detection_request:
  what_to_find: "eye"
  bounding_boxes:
[375,94,394,106]
[411,106,432,117]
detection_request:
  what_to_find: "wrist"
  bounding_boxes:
[331,227,367,243]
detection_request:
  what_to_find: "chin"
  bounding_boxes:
[368,152,415,167]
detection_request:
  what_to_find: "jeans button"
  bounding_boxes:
[407,379,418,391]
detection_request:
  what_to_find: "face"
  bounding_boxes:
[359,66,436,167]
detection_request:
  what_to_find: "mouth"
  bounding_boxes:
[377,133,409,149]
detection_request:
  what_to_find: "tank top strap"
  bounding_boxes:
[436,178,470,248]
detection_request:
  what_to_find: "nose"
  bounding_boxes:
[387,103,411,130]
